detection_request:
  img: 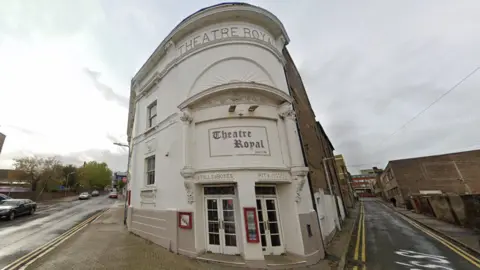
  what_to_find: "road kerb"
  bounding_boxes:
[376,200,480,258]
[337,202,361,270]
[1,209,107,270]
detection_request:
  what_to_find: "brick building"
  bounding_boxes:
[351,172,376,197]
[282,48,347,228]
[334,154,354,207]
[381,149,480,206]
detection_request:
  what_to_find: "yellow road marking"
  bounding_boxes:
[1,209,106,270]
[402,216,480,268]
[379,202,480,269]
[354,203,363,261]
[361,204,366,263]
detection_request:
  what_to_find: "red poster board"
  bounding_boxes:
[243,207,260,243]
[178,212,192,229]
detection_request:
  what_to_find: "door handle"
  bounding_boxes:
[220,220,224,230]
[264,221,269,231]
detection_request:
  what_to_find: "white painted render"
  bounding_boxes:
[128,3,320,262]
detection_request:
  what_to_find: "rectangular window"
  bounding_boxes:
[147,101,157,128]
[146,155,155,185]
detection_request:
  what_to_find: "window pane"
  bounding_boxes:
[271,234,281,246]
[209,233,220,245]
[224,234,236,247]
[150,115,157,126]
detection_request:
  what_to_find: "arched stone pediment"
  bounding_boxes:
[178,82,292,110]
[188,57,276,98]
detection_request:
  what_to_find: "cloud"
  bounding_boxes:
[2,125,42,136]
[83,68,129,108]
[1,0,480,175]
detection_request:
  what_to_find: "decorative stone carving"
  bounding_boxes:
[279,109,296,120]
[294,176,306,203]
[184,181,195,204]
[291,167,309,203]
[164,40,175,51]
[179,111,193,123]
[180,167,195,179]
[140,188,156,205]
[195,92,272,109]
[145,139,156,154]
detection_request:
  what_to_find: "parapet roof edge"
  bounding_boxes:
[131,2,290,85]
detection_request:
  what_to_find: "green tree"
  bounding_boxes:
[78,161,112,190]
[61,164,78,190]
[13,156,62,191]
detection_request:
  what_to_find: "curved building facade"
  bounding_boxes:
[127,3,323,267]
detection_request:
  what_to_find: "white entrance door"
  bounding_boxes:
[256,197,283,255]
[205,197,239,254]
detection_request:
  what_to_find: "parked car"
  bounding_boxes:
[0,193,11,202]
[0,199,37,221]
[108,191,118,199]
[91,190,99,197]
[78,192,91,200]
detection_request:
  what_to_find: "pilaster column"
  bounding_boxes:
[278,103,304,168]
[179,109,195,204]
[179,109,193,169]
[279,103,309,203]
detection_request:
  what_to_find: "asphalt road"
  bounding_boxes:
[347,198,480,270]
[0,196,116,269]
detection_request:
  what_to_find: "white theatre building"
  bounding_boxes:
[126,2,324,267]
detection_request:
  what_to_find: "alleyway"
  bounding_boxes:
[346,198,480,270]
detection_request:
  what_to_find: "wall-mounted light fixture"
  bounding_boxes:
[248,105,259,112]
[228,105,236,112]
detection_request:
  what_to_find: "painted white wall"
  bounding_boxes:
[130,122,191,210]
[337,196,345,220]
[314,189,338,242]
[276,183,305,256]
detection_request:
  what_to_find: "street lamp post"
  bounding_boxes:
[114,142,131,226]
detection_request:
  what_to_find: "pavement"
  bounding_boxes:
[26,203,359,270]
[345,198,480,270]
[0,195,116,269]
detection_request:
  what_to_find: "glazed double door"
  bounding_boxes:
[205,197,239,254]
[256,197,283,255]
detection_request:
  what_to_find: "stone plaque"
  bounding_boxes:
[208,126,270,157]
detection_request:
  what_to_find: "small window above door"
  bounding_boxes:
[204,186,235,195]
[255,186,276,195]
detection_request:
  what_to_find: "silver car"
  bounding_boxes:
[78,192,90,200]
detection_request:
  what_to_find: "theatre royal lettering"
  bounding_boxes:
[177,25,276,55]
[209,126,270,157]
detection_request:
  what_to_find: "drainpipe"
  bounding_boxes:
[322,157,342,230]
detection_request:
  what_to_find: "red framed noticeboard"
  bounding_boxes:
[178,212,192,229]
[243,207,260,243]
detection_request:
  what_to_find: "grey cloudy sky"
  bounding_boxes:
[0,0,479,172]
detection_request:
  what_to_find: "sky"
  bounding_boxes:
[0,0,479,173]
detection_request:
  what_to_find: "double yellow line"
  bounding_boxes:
[1,209,107,270]
[353,202,366,270]
[394,208,480,268]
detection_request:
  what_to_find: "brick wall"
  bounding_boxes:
[383,150,480,201]
[282,48,330,193]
